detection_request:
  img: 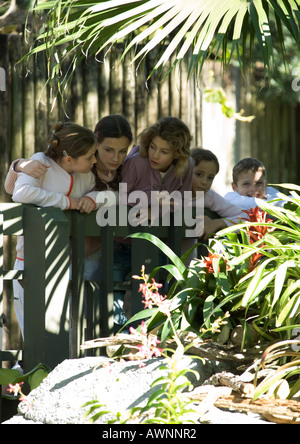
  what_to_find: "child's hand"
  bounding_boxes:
[69,197,80,210]
[77,196,96,214]
[17,160,49,178]
[199,216,227,242]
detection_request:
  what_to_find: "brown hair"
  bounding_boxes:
[45,122,97,161]
[139,116,192,177]
[92,115,133,191]
[232,158,266,184]
[191,148,219,174]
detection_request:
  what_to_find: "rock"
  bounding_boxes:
[3,356,213,424]
[1,356,271,425]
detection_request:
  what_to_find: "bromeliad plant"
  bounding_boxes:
[217,184,300,344]
[127,184,300,348]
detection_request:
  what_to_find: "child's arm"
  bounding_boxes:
[5,158,49,195]
[199,190,245,241]
[12,173,73,210]
[207,189,245,224]
[223,191,259,210]
[200,216,227,241]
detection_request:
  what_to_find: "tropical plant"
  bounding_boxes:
[82,269,229,424]
[216,184,300,344]
[252,340,300,400]
[122,184,300,350]
[0,362,50,407]
[23,0,300,94]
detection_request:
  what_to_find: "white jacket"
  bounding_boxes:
[223,186,285,210]
[12,152,96,210]
[12,152,97,259]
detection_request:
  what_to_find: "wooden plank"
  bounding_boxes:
[109,47,123,115]
[100,225,114,337]
[23,207,70,372]
[0,35,10,202]
[22,36,35,160]
[82,57,99,129]
[34,50,49,152]
[70,212,86,358]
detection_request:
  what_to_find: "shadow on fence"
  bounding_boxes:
[0,203,213,421]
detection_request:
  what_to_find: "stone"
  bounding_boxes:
[2,356,271,425]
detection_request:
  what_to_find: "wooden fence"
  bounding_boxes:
[0,31,300,357]
[0,202,204,421]
[1,33,299,194]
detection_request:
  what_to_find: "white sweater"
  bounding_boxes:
[204,189,245,225]
[223,186,285,210]
[12,152,96,210]
[12,152,97,259]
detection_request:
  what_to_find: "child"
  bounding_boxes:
[120,116,194,207]
[10,121,99,337]
[191,148,245,242]
[224,157,283,210]
[6,115,133,333]
[112,117,194,329]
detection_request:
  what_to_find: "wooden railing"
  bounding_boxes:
[0,204,199,374]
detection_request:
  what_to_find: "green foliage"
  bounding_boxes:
[251,340,300,400]
[0,363,50,399]
[21,1,300,98]
[125,184,300,349]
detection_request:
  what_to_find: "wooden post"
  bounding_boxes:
[70,211,86,358]
[100,225,114,337]
[23,207,70,372]
[0,35,10,202]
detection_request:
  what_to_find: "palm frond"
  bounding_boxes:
[24,0,300,93]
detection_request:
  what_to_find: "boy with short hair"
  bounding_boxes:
[224,157,283,209]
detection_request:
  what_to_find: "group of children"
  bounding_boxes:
[4,116,283,337]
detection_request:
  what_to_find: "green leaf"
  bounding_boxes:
[242,257,275,306]
[129,233,186,275]
[0,369,22,386]
[27,368,48,391]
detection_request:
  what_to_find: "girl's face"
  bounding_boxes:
[97,136,131,171]
[148,137,177,172]
[66,145,97,174]
[192,160,218,195]
[232,169,266,198]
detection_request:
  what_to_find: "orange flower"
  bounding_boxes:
[243,207,274,242]
[242,207,274,271]
[200,252,229,275]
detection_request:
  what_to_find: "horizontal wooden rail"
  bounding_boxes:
[0,203,210,373]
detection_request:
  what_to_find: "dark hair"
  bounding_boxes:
[191,147,219,174]
[93,115,133,191]
[45,122,97,161]
[94,114,133,143]
[232,157,266,184]
[139,116,192,177]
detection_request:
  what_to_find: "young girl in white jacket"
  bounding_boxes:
[10,121,98,337]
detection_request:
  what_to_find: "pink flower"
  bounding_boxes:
[129,321,163,360]
[7,382,24,397]
[133,266,170,315]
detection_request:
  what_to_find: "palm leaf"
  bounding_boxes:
[23,0,300,92]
